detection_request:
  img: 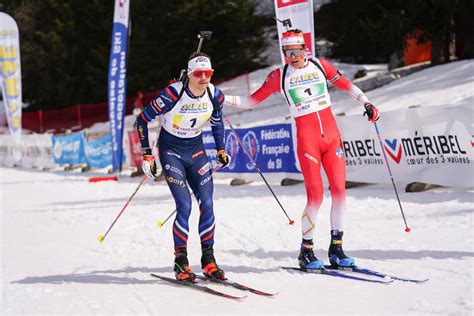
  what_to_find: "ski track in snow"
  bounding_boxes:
[1,167,473,315]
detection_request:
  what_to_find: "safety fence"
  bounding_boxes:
[20,91,158,133]
[17,71,253,134]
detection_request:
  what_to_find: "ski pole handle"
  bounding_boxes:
[196,31,212,53]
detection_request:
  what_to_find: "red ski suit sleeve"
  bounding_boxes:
[242,59,368,107]
[236,68,281,108]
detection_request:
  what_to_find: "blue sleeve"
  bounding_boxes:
[210,87,225,151]
[135,85,179,150]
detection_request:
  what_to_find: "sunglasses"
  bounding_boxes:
[283,48,304,58]
[192,70,214,78]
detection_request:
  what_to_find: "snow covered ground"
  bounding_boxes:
[219,59,473,126]
[0,167,473,315]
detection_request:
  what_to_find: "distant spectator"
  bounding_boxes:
[133,91,144,116]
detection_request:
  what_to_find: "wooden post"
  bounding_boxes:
[77,104,82,128]
[38,109,43,133]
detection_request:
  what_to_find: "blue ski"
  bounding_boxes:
[324,265,428,284]
[282,266,393,284]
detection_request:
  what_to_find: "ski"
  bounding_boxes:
[281,267,393,284]
[324,265,429,284]
[150,274,246,300]
[195,274,277,297]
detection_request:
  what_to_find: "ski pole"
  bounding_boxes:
[274,17,292,31]
[98,176,147,243]
[373,121,411,232]
[178,31,213,82]
[197,31,212,53]
[223,113,295,225]
[157,164,221,228]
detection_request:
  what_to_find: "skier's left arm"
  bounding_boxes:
[210,87,231,168]
[320,58,379,122]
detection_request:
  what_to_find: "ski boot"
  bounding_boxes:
[174,247,196,282]
[201,245,226,280]
[328,230,355,268]
[298,239,325,269]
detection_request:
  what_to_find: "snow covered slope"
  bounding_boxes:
[220,59,473,126]
[0,168,472,315]
[88,60,472,133]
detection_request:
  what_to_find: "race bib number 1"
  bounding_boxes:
[288,83,325,104]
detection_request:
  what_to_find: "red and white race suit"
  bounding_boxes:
[225,58,370,240]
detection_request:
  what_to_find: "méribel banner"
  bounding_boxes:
[338,105,474,187]
[0,12,22,150]
[274,0,315,63]
[107,0,130,171]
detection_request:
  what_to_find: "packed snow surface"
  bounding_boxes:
[1,168,472,315]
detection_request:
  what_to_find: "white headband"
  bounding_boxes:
[187,56,213,74]
[281,32,305,46]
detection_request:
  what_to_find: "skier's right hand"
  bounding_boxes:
[216,149,231,169]
[142,149,159,179]
[363,103,380,123]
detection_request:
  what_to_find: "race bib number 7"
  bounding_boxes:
[173,113,211,129]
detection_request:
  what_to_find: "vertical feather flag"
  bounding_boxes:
[108,0,130,171]
[0,12,22,161]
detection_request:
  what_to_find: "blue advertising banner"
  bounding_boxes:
[107,0,130,171]
[84,134,113,168]
[203,123,299,173]
[52,132,86,165]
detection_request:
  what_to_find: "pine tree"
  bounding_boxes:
[315,0,473,65]
[4,0,270,111]
[315,0,407,63]
[127,0,270,94]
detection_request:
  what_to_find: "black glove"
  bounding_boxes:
[216,149,231,169]
[363,103,380,122]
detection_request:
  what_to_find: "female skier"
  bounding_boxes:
[136,52,230,281]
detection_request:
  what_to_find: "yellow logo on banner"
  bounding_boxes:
[0,44,17,58]
[0,45,20,99]
[11,116,21,128]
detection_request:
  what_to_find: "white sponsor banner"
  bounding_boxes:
[23,134,55,168]
[337,105,473,187]
[0,134,54,168]
[0,12,22,156]
[274,0,315,64]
